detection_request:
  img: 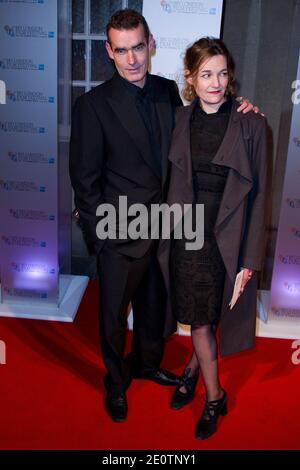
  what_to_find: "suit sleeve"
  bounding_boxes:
[169,80,183,108]
[69,94,105,252]
[240,117,269,270]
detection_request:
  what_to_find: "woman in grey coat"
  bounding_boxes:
[158,37,268,440]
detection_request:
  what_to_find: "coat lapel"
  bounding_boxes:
[168,99,254,229]
[213,101,253,228]
[106,74,161,180]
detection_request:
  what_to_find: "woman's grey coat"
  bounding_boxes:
[158,99,268,356]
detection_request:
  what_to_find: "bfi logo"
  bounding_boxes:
[0,80,6,104]
[0,340,6,365]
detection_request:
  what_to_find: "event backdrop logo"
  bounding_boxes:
[6,90,54,104]
[0,121,45,133]
[293,137,300,148]
[0,0,44,4]
[3,287,48,299]
[283,282,300,293]
[0,180,46,192]
[291,227,300,238]
[11,262,56,275]
[160,0,217,14]
[7,151,54,164]
[271,307,300,318]
[4,24,54,38]
[286,198,300,208]
[0,59,44,71]
[156,71,185,85]
[160,0,172,13]
[9,209,55,221]
[278,254,300,265]
[1,235,46,248]
[155,37,189,50]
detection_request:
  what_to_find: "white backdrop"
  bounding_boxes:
[143,0,223,97]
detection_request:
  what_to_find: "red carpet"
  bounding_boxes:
[0,281,299,450]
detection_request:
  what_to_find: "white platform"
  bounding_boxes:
[0,274,89,322]
[256,290,300,339]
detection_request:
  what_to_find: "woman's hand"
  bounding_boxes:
[240,268,255,293]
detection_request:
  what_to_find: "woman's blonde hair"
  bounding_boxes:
[182,37,236,102]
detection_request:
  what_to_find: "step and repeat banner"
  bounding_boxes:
[268,54,300,329]
[0,0,59,306]
[143,0,223,95]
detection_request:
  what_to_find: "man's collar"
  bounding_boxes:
[116,72,151,97]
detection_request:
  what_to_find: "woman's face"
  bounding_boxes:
[187,54,229,113]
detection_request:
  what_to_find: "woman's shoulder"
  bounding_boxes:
[232,98,266,126]
[175,103,192,115]
[175,102,195,123]
[232,100,267,137]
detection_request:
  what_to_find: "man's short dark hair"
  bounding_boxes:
[106,9,150,43]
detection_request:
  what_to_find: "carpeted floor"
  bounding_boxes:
[0,281,299,450]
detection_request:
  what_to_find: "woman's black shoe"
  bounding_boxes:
[195,390,227,439]
[171,368,199,410]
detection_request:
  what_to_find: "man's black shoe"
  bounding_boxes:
[105,392,128,422]
[132,368,181,386]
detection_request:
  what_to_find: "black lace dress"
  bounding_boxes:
[171,99,231,326]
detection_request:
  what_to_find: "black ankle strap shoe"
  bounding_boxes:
[171,368,199,410]
[195,390,227,439]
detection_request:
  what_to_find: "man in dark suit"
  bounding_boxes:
[69,9,256,422]
[70,9,182,422]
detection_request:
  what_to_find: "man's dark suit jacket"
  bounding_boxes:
[69,73,182,258]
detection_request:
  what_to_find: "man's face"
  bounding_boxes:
[106,24,153,88]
